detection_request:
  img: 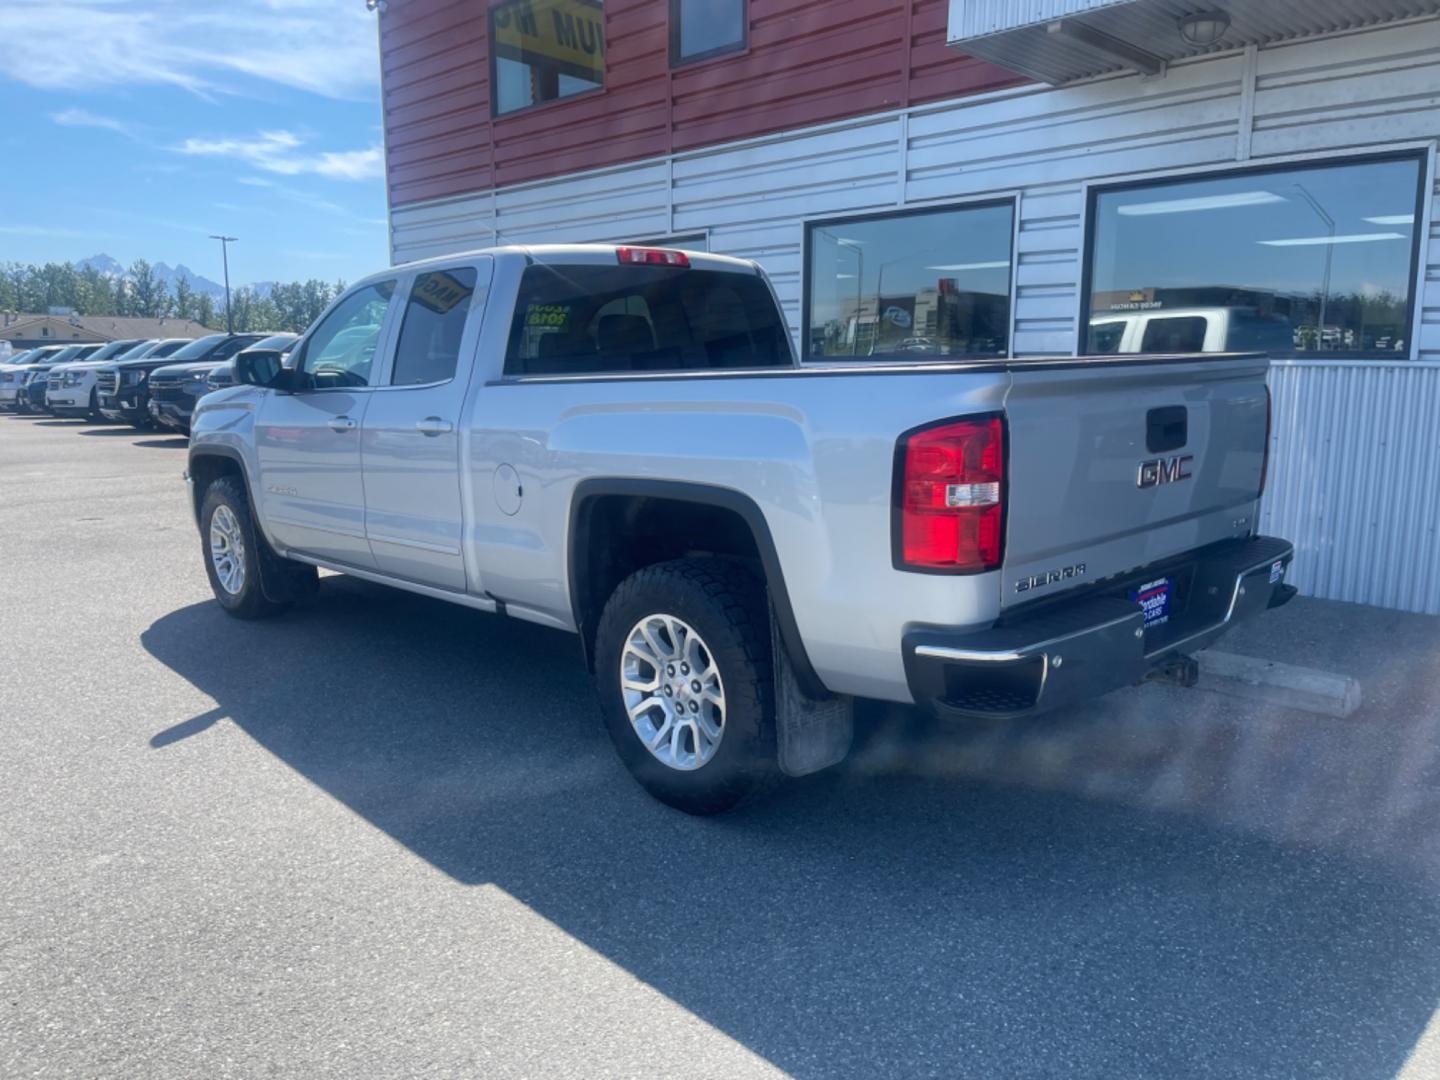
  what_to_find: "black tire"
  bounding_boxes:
[86,388,101,422]
[593,557,779,815]
[199,477,290,619]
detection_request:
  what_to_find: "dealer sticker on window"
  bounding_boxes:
[1130,577,1173,629]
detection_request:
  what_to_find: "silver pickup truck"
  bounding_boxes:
[187,244,1294,813]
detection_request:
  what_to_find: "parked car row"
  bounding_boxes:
[0,332,298,433]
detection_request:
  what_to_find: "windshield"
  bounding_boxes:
[147,339,192,359]
[46,346,89,364]
[113,340,159,362]
[252,333,299,352]
[84,340,144,363]
[165,334,228,362]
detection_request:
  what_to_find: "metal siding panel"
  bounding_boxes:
[1262,362,1440,615]
[949,0,1136,41]
[949,0,1440,84]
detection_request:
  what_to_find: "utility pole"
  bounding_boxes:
[209,235,238,333]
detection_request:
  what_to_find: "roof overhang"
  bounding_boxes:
[948,0,1440,84]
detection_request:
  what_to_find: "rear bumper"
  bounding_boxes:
[903,535,1294,720]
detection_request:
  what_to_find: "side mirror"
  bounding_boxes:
[234,348,290,391]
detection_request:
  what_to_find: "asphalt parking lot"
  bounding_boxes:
[4,414,1440,1079]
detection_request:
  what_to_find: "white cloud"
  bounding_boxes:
[0,0,379,100]
[176,130,383,181]
[235,175,347,217]
[0,224,117,239]
[51,107,138,139]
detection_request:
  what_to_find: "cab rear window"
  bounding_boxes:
[503,264,791,376]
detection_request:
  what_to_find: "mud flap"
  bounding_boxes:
[256,537,319,605]
[772,612,852,777]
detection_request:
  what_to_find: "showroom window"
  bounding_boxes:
[490,0,604,116]
[1084,153,1426,358]
[671,0,746,65]
[805,201,1014,362]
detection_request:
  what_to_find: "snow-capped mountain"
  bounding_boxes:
[77,254,230,300]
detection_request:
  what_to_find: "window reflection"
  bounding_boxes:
[806,203,1014,361]
[1086,155,1423,358]
[491,0,604,116]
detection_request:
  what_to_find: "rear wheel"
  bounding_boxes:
[593,557,779,814]
[200,478,290,619]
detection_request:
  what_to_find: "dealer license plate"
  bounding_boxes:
[1131,577,1173,629]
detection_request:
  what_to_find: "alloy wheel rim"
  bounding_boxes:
[620,614,725,771]
[209,504,246,596]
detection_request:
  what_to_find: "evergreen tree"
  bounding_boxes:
[195,292,218,329]
[172,276,196,322]
[128,258,168,318]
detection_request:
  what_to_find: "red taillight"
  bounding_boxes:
[1259,385,1272,497]
[616,246,689,267]
[896,415,1005,572]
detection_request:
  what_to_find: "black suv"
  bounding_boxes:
[97,333,267,429]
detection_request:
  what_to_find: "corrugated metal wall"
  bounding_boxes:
[948,0,1135,41]
[1264,361,1440,613]
[391,17,1440,613]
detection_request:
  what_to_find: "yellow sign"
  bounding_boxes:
[525,303,571,329]
[412,271,473,315]
[492,0,604,84]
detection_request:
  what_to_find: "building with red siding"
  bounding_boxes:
[376,0,1440,615]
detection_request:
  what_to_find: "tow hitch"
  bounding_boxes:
[1145,653,1200,688]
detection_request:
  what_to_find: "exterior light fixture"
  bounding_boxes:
[366,0,388,12]
[1178,11,1231,47]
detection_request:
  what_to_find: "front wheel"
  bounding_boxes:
[593,558,779,815]
[199,478,290,619]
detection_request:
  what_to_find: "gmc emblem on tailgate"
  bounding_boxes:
[1137,454,1194,489]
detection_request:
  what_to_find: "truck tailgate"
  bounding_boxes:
[1000,354,1268,609]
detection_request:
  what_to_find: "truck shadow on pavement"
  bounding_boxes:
[143,579,1440,1079]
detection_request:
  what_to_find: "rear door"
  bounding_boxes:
[1000,354,1269,609]
[360,259,491,590]
[255,279,400,568]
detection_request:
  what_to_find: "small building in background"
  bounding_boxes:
[0,313,213,350]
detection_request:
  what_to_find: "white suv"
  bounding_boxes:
[46,339,150,420]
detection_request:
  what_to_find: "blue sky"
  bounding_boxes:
[0,0,388,287]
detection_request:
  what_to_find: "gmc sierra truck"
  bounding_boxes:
[187,245,1294,814]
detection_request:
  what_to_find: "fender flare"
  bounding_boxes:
[568,478,827,699]
[187,444,261,523]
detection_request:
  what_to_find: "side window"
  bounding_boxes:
[1087,320,1127,353]
[1140,316,1208,353]
[390,269,479,386]
[212,336,258,361]
[296,281,396,389]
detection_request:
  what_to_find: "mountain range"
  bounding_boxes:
[77,254,274,300]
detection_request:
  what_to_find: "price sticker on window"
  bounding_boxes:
[526,303,570,329]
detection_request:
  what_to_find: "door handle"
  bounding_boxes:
[327,416,357,433]
[415,416,454,436]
